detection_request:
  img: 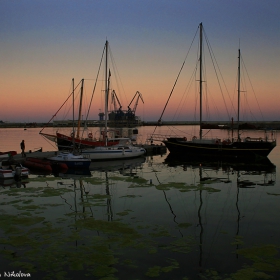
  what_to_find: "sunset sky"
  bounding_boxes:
[1,0,279,123]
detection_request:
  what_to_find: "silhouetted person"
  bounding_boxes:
[20,140,25,157]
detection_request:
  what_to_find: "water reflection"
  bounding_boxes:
[56,157,146,223]
[0,178,28,188]
[89,156,145,174]
[1,153,280,279]
[164,154,277,273]
[56,168,92,179]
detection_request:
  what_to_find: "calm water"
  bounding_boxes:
[1,126,280,279]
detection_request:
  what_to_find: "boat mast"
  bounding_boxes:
[72,78,75,135]
[237,49,241,141]
[76,79,84,139]
[72,78,75,147]
[104,40,109,146]
[199,22,203,140]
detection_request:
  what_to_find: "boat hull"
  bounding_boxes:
[163,138,276,159]
[23,157,69,173]
[24,158,52,172]
[81,146,146,161]
[0,166,29,179]
[0,151,17,159]
[56,132,119,150]
[48,152,91,168]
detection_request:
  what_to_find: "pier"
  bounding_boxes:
[6,143,166,166]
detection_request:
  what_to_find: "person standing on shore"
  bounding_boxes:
[20,140,26,157]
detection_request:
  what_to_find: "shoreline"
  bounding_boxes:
[1,120,280,130]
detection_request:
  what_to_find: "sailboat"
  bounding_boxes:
[46,79,91,168]
[81,41,146,160]
[39,77,121,151]
[162,23,276,159]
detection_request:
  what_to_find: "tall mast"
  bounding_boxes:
[77,78,84,139]
[72,78,75,145]
[237,49,241,140]
[104,40,109,146]
[199,22,203,140]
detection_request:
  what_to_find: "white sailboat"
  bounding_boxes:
[81,41,146,161]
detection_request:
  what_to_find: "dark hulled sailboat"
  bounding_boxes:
[163,23,276,159]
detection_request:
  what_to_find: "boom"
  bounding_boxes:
[128,91,144,114]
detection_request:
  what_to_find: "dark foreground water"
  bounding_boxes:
[0,127,280,279]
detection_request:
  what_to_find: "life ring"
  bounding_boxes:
[192,136,197,140]
[88,133,93,139]
[183,137,187,141]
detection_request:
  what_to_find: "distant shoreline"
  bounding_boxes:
[0,120,280,130]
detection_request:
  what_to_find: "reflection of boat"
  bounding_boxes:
[160,23,276,159]
[165,153,276,189]
[165,151,276,271]
[0,178,28,187]
[89,156,145,173]
[57,168,92,179]
[165,153,276,173]
[0,178,17,187]
[48,152,91,169]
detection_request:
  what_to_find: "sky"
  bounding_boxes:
[1,0,280,123]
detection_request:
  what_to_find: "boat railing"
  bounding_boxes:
[146,133,185,143]
[240,136,276,143]
[147,133,277,144]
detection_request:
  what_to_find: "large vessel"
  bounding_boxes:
[162,23,276,159]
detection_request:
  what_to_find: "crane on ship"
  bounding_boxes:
[110,90,124,120]
[127,91,144,119]
[111,90,122,111]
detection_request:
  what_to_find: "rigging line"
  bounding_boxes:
[203,29,235,118]
[241,55,264,121]
[63,88,81,120]
[204,173,235,266]
[203,33,232,121]
[39,79,83,133]
[243,176,268,236]
[152,26,200,136]
[82,182,94,217]
[244,91,256,121]
[172,61,199,121]
[40,134,57,150]
[108,44,128,106]
[201,39,211,121]
[84,43,106,124]
[201,38,223,123]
